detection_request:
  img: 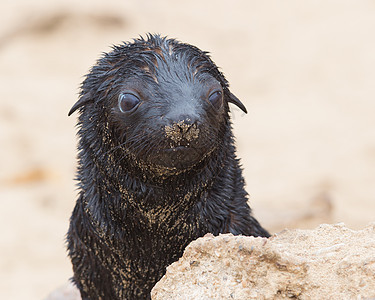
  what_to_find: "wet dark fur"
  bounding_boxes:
[67,34,269,300]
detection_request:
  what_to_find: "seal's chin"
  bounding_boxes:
[131,144,216,176]
[154,146,203,170]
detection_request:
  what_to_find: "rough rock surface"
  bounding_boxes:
[151,223,375,299]
[45,223,375,299]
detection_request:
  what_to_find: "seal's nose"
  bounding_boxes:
[164,117,200,144]
[175,116,196,133]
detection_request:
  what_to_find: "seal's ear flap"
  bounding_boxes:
[68,92,93,116]
[228,92,247,114]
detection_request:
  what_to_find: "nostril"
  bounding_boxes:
[176,123,185,133]
[184,122,197,134]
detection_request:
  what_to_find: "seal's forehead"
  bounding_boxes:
[121,37,214,78]
[155,54,212,84]
[106,36,225,97]
[138,47,218,88]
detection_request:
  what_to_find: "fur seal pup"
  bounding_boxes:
[67,34,270,300]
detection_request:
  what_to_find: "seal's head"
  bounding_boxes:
[69,34,246,175]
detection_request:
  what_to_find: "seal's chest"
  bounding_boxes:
[135,202,202,235]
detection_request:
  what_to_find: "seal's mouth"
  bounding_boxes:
[157,146,199,168]
[163,145,191,152]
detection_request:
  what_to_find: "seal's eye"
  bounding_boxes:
[208,90,223,109]
[118,93,140,113]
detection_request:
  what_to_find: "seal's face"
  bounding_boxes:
[69,35,247,174]
[112,72,226,171]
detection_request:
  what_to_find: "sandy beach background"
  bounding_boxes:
[1,1,374,299]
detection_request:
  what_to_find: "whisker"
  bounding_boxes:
[103,140,127,156]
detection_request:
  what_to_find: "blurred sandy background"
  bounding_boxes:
[0,0,374,299]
